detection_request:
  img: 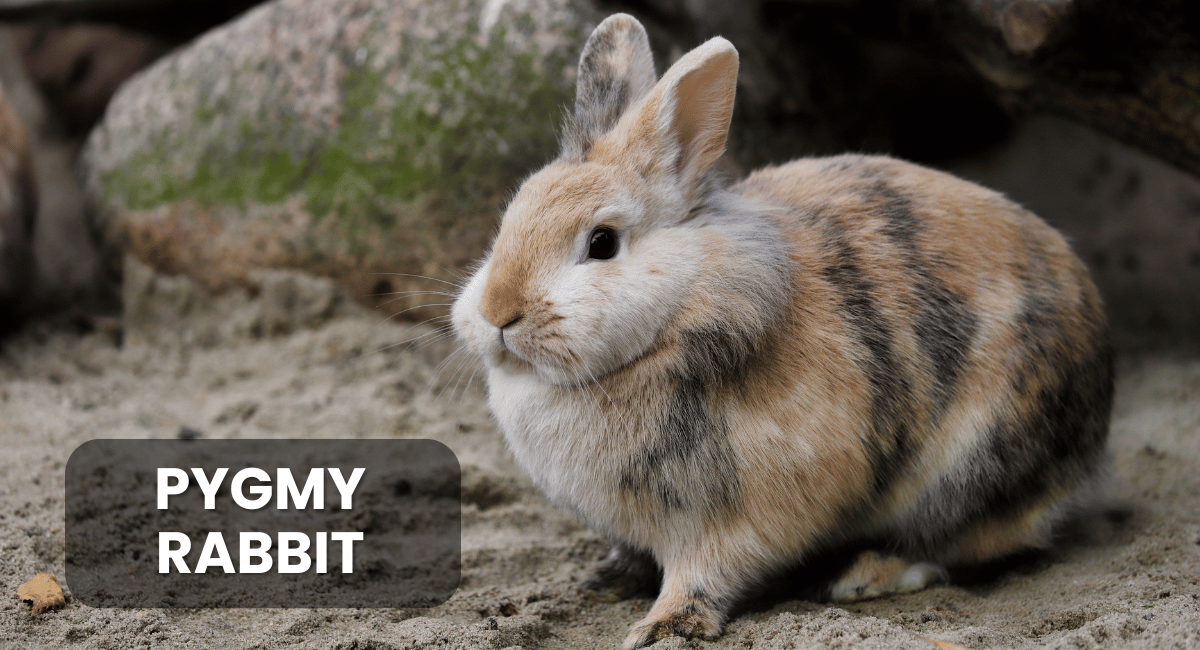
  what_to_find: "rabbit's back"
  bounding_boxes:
[730,154,1112,562]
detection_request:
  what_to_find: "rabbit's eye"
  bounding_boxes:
[588,227,619,260]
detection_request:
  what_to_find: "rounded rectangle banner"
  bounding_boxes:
[65,439,461,608]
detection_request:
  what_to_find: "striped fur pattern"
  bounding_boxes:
[451,14,1112,649]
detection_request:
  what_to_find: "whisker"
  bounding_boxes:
[425,345,467,397]
[375,301,452,318]
[411,329,457,353]
[361,290,454,338]
[382,316,450,343]
[361,320,452,357]
[374,309,448,331]
[368,272,462,288]
[448,352,477,403]
[371,289,458,297]
[439,352,474,403]
[401,324,454,350]
[458,361,482,408]
[373,291,457,303]
[422,351,459,397]
[430,262,472,286]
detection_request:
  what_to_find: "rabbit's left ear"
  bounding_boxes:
[565,14,657,160]
[618,37,738,192]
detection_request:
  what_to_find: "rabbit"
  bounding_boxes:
[451,13,1113,649]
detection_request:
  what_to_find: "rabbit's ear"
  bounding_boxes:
[565,14,656,160]
[622,37,738,190]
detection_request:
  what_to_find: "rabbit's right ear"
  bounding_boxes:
[563,14,656,161]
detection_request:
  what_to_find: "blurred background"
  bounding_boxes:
[0,0,1197,352]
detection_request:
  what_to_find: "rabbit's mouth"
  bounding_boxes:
[498,338,593,386]
[511,334,664,389]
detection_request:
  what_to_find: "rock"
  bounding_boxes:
[0,77,37,330]
[121,255,362,346]
[86,0,599,319]
[251,267,345,336]
[177,425,202,439]
[13,24,169,136]
[0,27,117,322]
[461,463,523,510]
[614,2,1013,172]
[16,572,65,616]
[0,29,47,134]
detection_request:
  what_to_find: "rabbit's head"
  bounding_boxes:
[454,15,763,386]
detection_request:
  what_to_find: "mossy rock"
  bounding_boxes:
[85,0,598,316]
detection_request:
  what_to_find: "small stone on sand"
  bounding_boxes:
[16,573,66,616]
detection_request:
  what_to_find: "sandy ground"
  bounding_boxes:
[1,290,1199,649]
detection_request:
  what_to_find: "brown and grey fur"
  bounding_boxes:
[451,14,1112,649]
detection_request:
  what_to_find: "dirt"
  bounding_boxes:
[1,292,1198,649]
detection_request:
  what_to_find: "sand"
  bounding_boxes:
[1,293,1198,649]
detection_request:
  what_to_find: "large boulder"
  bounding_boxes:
[85,0,598,317]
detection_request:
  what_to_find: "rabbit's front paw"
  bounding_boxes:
[622,583,724,649]
[623,609,721,649]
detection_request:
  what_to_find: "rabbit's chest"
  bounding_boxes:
[486,368,636,519]
[485,366,750,542]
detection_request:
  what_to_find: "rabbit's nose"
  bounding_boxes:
[482,302,524,330]
[480,262,529,329]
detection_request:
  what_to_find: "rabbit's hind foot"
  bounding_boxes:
[828,551,945,602]
[580,543,661,602]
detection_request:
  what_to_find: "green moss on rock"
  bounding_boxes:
[91,0,596,291]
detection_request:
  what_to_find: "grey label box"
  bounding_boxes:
[65,439,461,608]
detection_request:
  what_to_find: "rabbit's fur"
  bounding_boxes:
[451,14,1112,648]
